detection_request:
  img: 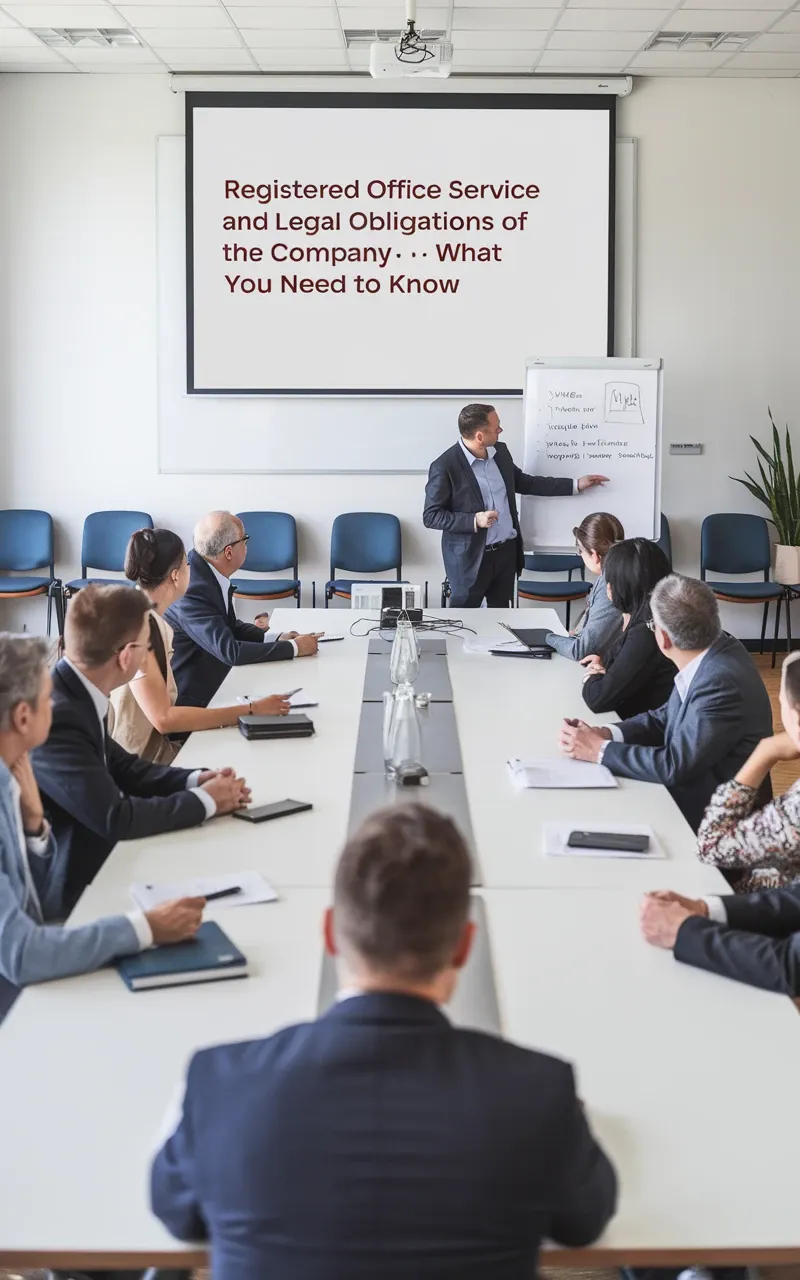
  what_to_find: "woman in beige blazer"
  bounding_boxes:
[110,528,291,763]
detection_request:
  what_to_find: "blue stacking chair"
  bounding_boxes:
[701,513,784,666]
[324,513,403,607]
[655,512,672,567]
[0,509,60,635]
[231,512,301,608]
[65,510,153,597]
[517,553,591,630]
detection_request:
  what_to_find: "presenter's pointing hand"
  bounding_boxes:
[577,474,609,492]
[476,510,500,529]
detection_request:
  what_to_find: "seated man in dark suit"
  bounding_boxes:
[32,585,249,908]
[423,403,608,608]
[152,804,617,1280]
[560,575,773,831]
[166,510,319,707]
[641,884,800,996]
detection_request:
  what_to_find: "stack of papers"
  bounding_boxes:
[130,871,278,912]
[507,758,618,789]
[463,636,527,655]
[542,822,664,859]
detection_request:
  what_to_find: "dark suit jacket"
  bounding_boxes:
[675,885,800,996]
[31,661,205,906]
[165,550,295,708]
[582,610,676,721]
[151,992,616,1280]
[601,634,773,832]
[423,441,573,595]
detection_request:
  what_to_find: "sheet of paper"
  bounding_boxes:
[506,757,618,789]
[542,822,665,859]
[237,690,318,708]
[463,636,528,655]
[130,871,279,912]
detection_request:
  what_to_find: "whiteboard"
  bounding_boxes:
[157,135,637,475]
[520,357,662,550]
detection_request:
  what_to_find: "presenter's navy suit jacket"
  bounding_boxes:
[423,441,573,597]
[166,550,295,708]
[151,991,617,1280]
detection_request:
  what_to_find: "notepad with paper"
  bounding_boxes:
[130,872,278,912]
[542,822,664,859]
[507,758,618,789]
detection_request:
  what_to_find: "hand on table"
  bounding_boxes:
[580,654,606,677]
[577,475,609,493]
[639,892,708,950]
[294,634,319,657]
[559,718,612,762]
[279,631,299,641]
[252,694,292,716]
[145,897,205,945]
[476,510,499,530]
[201,770,251,814]
[253,613,270,631]
[10,751,45,834]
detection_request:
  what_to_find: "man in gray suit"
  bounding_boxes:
[559,575,773,831]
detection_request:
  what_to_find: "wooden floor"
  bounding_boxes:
[2,655,796,1280]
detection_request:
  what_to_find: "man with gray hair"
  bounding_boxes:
[167,510,319,707]
[0,634,204,1023]
[560,574,773,831]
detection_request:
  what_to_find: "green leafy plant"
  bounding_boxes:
[731,409,800,547]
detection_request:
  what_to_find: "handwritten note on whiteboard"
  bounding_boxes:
[520,360,661,549]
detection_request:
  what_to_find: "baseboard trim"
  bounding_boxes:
[742,639,798,653]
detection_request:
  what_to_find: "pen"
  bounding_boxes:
[281,688,302,698]
[203,886,243,902]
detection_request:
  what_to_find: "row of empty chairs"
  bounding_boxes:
[0,509,794,657]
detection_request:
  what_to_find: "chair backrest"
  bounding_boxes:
[0,509,54,573]
[700,513,771,579]
[81,510,153,575]
[523,552,585,579]
[330,513,402,579]
[236,511,298,574]
[655,513,672,567]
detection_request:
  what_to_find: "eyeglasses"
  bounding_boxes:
[228,535,250,549]
[118,641,153,654]
[646,619,656,632]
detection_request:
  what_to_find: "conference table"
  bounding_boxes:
[1,607,799,1272]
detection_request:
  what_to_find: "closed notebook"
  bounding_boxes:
[115,921,248,992]
[239,713,315,740]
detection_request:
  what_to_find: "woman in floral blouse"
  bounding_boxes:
[696,650,800,891]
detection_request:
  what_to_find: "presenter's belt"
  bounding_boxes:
[484,537,517,553]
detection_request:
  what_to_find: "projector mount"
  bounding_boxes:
[395,0,435,65]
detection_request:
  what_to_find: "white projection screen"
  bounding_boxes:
[186,93,616,396]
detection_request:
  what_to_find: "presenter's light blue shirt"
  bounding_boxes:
[458,439,515,547]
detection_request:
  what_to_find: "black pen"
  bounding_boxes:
[203,886,242,902]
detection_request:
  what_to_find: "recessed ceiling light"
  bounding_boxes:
[645,30,756,50]
[33,27,141,50]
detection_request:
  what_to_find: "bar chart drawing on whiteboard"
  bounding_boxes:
[605,382,644,424]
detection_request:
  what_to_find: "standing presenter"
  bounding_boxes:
[423,404,608,608]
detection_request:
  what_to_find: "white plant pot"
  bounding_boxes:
[773,544,800,586]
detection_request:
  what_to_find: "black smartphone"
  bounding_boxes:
[567,830,650,853]
[232,800,313,824]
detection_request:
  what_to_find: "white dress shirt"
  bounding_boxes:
[598,648,711,760]
[702,897,728,923]
[206,560,298,657]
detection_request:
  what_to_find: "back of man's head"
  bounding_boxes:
[650,574,721,652]
[333,804,472,984]
[194,511,242,560]
[64,584,150,670]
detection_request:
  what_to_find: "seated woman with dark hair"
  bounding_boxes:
[545,511,624,663]
[580,538,674,720]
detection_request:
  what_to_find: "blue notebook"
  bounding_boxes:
[116,921,249,992]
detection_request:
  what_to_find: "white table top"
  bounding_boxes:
[1,607,797,1268]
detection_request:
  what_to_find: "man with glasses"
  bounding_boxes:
[167,510,319,709]
[32,585,250,907]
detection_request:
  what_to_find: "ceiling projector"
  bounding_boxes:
[369,1,453,79]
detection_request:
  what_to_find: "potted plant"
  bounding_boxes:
[731,410,800,585]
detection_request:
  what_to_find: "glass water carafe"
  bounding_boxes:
[389,618,420,688]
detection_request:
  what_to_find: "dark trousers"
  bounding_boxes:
[450,538,518,608]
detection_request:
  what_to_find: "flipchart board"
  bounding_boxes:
[520,357,663,550]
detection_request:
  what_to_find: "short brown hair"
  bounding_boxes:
[458,403,495,439]
[334,804,472,982]
[573,512,625,562]
[64,584,150,668]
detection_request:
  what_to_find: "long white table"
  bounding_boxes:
[1,608,798,1270]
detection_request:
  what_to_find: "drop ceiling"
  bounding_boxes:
[0,0,799,77]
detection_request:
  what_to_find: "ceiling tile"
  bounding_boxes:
[681,0,787,6]
[115,5,231,27]
[632,63,715,71]
[662,8,782,25]
[0,24,43,43]
[58,42,159,59]
[140,26,243,46]
[454,61,536,69]
[0,11,18,23]
[547,28,647,47]
[453,45,544,62]
[227,5,339,27]
[253,46,348,63]
[537,47,632,64]
[748,31,800,47]
[772,11,800,29]
[724,47,800,62]
[452,28,548,45]
[161,48,256,64]
[3,3,119,22]
[628,47,735,63]
[454,0,549,5]
[557,8,667,28]
[453,7,559,26]
[0,40,64,55]
[715,63,798,71]
[336,7,449,27]
[567,0,672,7]
[0,58,77,67]
[239,27,342,46]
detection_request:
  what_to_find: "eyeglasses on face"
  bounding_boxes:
[118,641,153,654]
[228,534,250,549]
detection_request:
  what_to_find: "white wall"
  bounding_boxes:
[1,73,799,635]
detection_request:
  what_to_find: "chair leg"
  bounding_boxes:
[46,591,53,637]
[772,592,782,669]
[565,600,571,632]
[760,601,769,655]
[787,588,793,656]
[296,585,301,608]
[311,581,316,609]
